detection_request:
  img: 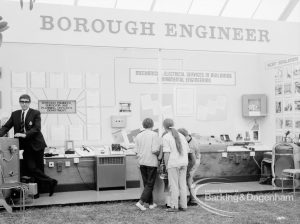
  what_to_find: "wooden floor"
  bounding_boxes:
[23,181,292,208]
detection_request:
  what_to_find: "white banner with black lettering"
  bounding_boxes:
[1,1,300,55]
[130,69,235,85]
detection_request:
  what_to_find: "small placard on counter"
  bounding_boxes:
[222,152,228,158]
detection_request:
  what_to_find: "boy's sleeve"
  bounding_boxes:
[151,134,161,155]
[132,135,139,154]
[162,136,171,153]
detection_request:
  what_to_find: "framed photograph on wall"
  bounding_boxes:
[284,98,293,112]
[284,83,292,95]
[275,84,283,96]
[295,119,300,131]
[293,64,300,79]
[119,101,132,113]
[294,99,300,111]
[295,81,300,95]
[285,118,293,129]
[276,117,284,130]
[276,101,282,113]
[284,66,292,80]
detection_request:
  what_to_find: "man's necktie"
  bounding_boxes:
[20,111,25,133]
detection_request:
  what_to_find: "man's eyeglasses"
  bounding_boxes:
[19,100,30,104]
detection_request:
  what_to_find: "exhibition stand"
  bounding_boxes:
[0,1,299,209]
[40,142,272,193]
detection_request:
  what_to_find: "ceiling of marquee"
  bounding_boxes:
[5,0,300,23]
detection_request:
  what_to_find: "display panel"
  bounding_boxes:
[242,94,267,117]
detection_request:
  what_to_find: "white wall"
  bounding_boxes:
[115,50,264,137]
[257,54,279,148]
[0,42,273,146]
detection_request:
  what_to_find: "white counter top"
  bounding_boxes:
[227,144,271,152]
[227,146,250,152]
[247,144,272,151]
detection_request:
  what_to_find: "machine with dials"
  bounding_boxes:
[0,137,21,212]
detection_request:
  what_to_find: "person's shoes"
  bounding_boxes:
[166,208,178,212]
[49,179,58,197]
[136,202,147,211]
[149,203,157,209]
[187,201,198,206]
[33,193,39,199]
[179,207,187,211]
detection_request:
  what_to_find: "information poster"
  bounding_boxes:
[175,87,195,116]
[271,56,300,142]
[11,72,102,146]
[38,100,76,114]
[140,93,173,122]
[196,95,227,121]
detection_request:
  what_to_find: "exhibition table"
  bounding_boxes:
[195,144,270,182]
[43,154,140,192]
[42,144,271,192]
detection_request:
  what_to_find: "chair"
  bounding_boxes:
[281,169,300,195]
[0,182,28,213]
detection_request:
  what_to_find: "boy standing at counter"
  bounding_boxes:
[134,118,160,211]
[178,128,201,206]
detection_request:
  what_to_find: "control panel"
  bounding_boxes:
[111,115,127,128]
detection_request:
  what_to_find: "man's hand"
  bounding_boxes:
[14,133,26,138]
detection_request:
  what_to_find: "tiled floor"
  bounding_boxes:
[25,181,289,208]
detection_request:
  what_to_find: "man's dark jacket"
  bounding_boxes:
[0,108,47,151]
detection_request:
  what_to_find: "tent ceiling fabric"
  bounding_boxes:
[253,0,290,20]
[6,0,300,22]
[221,0,262,18]
[286,0,300,22]
[188,0,227,16]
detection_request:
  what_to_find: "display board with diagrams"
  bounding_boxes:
[140,89,227,123]
[140,93,173,122]
[196,94,227,121]
[10,71,102,146]
[273,58,300,143]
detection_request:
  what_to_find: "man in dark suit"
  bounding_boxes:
[0,94,57,197]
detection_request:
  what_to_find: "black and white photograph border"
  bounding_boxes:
[0,0,300,224]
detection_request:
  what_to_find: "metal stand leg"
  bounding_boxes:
[22,187,26,211]
[293,175,295,195]
[19,187,22,211]
[0,198,12,213]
